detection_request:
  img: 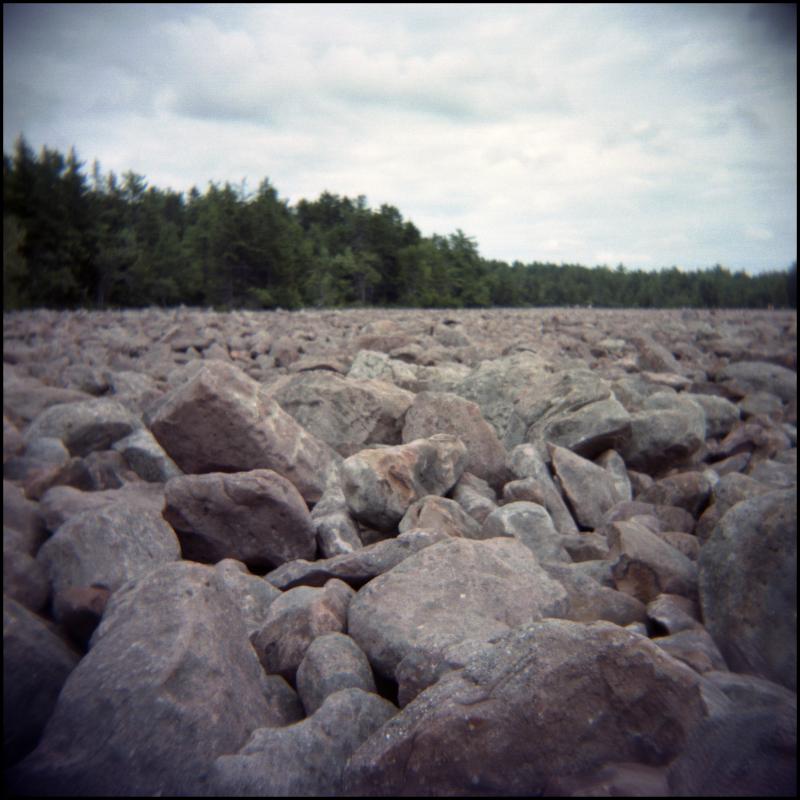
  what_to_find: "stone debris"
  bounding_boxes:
[3,306,796,795]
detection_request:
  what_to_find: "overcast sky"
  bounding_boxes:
[4,3,797,273]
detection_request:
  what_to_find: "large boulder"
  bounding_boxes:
[667,708,797,796]
[266,529,450,591]
[251,578,355,683]
[36,504,181,600]
[148,361,338,503]
[509,369,631,458]
[270,371,414,457]
[715,360,797,404]
[401,391,509,488]
[3,596,81,766]
[480,502,570,562]
[454,352,552,445]
[621,393,706,474]
[549,444,627,530]
[7,562,295,795]
[210,688,397,797]
[347,537,569,685]
[698,489,796,691]
[507,443,579,535]
[163,469,315,569]
[341,434,467,531]
[344,620,709,795]
[608,519,698,603]
[296,632,377,715]
[23,398,141,457]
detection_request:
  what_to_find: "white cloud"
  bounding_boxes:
[2,2,795,273]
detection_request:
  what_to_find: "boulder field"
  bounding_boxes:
[3,306,797,796]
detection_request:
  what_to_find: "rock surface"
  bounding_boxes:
[3,306,796,795]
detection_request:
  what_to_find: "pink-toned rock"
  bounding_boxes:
[341,434,467,531]
[163,469,315,569]
[148,361,338,503]
[401,391,509,488]
[252,578,354,683]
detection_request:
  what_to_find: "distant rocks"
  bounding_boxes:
[3,306,796,796]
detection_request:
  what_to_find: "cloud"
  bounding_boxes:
[2,3,795,273]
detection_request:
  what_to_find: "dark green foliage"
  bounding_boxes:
[3,136,795,311]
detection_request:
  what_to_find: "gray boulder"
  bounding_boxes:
[341,434,467,531]
[347,537,569,684]
[698,488,796,691]
[36,504,181,600]
[163,469,315,569]
[23,398,141,457]
[296,632,377,715]
[344,620,709,795]
[550,444,626,530]
[510,369,631,457]
[148,361,338,503]
[480,501,570,562]
[716,360,797,404]
[266,529,449,591]
[401,391,509,488]
[210,688,397,797]
[3,596,81,766]
[252,578,354,683]
[270,371,414,457]
[7,562,294,795]
[667,709,796,796]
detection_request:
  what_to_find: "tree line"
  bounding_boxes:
[3,137,796,311]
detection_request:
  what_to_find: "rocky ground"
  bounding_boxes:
[3,305,797,796]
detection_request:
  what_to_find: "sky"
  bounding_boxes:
[3,3,797,274]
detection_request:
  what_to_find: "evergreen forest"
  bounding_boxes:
[4,137,796,312]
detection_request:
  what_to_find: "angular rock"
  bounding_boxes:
[347,349,419,390]
[454,351,552,445]
[148,361,338,503]
[341,434,467,531]
[163,469,315,569]
[541,562,647,627]
[3,480,47,554]
[111,427,182,482]
[698,488,796,691]
[646,594,702,634]
[685,392,741,438]
[210,688,397,797]
[480,501,570,562]
[212,559,281,638]
[716,360,797,404]
[7,562,289,795]
[347,537,569,683]
[266,529,449,591]
[450,472,498,525]
[667,708,796,797]
[38,482,166,532]
[296,632,377,715]
[608,520,698,603]
[401,391,508,488]
[252,578,354,683]
[3,596,81,766]
[398,495,483,539]
[507,443,579,535]
[621,393,706,473]
[510,369,631,458]
[270,371,414,457]
[550,444,625,530]
[637,470,715,517]
[23,398,141,457]
[344,620,709,796]
[36,504,181,600]
[652,628,728,674]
